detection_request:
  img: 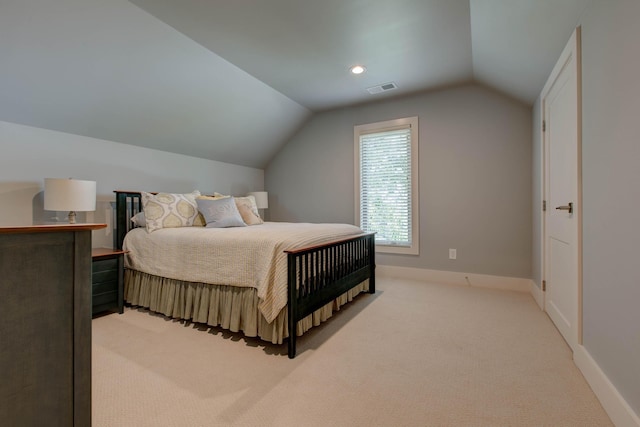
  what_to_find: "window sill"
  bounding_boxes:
[375,244,419,255]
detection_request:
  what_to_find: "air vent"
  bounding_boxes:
[366,82,398,94]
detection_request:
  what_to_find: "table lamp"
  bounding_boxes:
[247,191,268,218]
[44,178,97,224]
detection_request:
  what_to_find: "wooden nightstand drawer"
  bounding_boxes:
[93,280,118,295]
[92,248,127,316]
[93,290,119,307]
[92,267,117,285]
[92,258,118,274]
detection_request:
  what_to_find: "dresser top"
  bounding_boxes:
[0,223,107,234]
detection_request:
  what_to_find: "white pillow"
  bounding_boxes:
[131,212,146,226]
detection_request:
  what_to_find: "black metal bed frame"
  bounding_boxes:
[114,190,375,358]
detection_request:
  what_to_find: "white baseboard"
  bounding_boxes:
[574,346,640,427]
[376,265,530,293]
[530,279,544,310]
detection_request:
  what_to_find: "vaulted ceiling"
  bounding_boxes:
[0,0,590,168]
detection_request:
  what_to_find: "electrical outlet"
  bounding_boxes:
[449,248,457,260]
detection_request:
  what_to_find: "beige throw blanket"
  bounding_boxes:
[123,222,364,323]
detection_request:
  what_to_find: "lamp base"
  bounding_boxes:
[68,211,77,224]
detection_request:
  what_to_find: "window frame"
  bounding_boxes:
[354,116,419,255]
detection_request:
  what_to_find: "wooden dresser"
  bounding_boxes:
[0,223,106,426]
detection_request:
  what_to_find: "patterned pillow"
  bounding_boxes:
[196,197,247,228]
[234,195,263,225]
[197,194,229,201]
[141,191,201,232]
[193,212,206,227]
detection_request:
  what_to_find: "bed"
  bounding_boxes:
[114,190,376,358]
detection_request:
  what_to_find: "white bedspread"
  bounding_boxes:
[123,222,364,323]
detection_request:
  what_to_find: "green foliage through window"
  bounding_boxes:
[359,127,412,247]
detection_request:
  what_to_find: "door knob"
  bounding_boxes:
[555,202,573,214]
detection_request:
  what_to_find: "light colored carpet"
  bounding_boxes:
[92,277,613,427]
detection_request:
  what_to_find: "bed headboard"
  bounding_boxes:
[114,191,143,250]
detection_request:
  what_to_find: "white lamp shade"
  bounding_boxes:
[44,178,97,212]
[247,191,268,209]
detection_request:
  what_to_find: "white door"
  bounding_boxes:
[542,27,581,352]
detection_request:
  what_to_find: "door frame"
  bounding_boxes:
[541,26,583,348]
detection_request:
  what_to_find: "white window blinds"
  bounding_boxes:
[359,126,412,247]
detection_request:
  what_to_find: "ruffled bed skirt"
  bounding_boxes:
[124,269,369,344]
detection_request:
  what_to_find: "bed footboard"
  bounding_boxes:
[285,233,376,358]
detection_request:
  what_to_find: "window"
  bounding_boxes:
[354,116,419,255]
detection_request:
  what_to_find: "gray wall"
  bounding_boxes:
[579,0,640,415]
[0,120,264,248]
[266,84,532,278]
[531,96,543,289]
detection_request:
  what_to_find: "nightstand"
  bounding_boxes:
[92,248,127,315]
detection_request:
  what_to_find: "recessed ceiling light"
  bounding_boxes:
[350,65,366,75]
